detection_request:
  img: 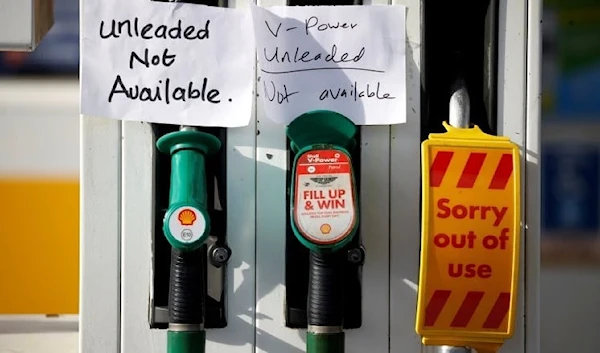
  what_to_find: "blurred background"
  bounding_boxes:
[0,0,599,352]
[539,1,600,352]
[0,0,79,352]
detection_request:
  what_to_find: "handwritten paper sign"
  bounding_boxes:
[81,1,255,127]
[250,4,406,126]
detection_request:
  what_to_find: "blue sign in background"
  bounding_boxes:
[542,143,600,235]
[557,66,600,118]
[0,0,79,75]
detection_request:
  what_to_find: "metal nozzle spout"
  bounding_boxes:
[436,80,474,353]
[449,78,470,129]
[440,346,473,353]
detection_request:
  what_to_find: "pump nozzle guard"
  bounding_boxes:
[288,110,360,253]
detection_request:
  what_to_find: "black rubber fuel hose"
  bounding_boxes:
[168,247,205,325]
[307,251,343,327]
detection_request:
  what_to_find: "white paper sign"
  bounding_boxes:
[81,1,255,127]
[250,4,406,126]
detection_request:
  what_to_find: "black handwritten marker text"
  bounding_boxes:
[263,80,299,104]
[319,82,395,101]
[258,14,399,108]
[108,75,224,104]
[100,18,210,41]
[304,16,358,35]
[264,45,365,65]
[129,48,176,69]
[265,20,282,37]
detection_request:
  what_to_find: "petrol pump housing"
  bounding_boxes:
[80,1,542,353]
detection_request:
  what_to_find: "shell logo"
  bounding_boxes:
[320,223,331,235]
[178,209,197,226]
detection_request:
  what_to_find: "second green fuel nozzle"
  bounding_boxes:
[157,126,221,353]
[287,110,360,353]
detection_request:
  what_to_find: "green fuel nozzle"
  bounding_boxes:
[287,110,360,353]
[158,127,221,251]
[157,126,221,353]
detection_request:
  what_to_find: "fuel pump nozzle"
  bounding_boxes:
[434,80,473,353]
[157,126,222,353]
[287,110,360,353]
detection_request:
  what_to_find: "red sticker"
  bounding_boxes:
[293,149,357,245]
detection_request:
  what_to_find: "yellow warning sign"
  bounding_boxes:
[415,122,521,352]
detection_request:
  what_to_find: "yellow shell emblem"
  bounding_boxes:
[178,209,197,226]
[320,223,331,235]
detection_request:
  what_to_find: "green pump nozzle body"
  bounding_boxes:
[287,110,360,353]
[156,127,221,353]
[158,128,221,251]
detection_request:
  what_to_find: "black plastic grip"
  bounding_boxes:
[168,248,205,325]
[307,251,343,327]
